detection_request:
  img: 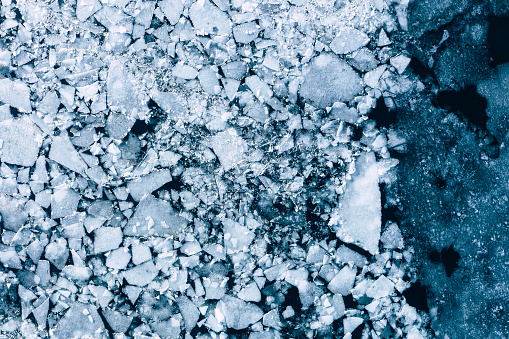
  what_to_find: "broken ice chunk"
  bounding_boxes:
[0,247,22,269]
[378,28,391,47]
[62,265,92,282]
[189,0,231,36]
[346,48,379,72]
[127,169,172,201]
[106,113,135,140]
[159,0,184,25]
[106,247,131,270]
[344,316,363,335]
[44,239,69,270]
[177,296,200,332]
[223,218,255,253]
[172,64,198,80]
[364,65,387,88]
[330,27,370,55]
[0,79,31,112]
[51,188,80,219]
[380,222,404,250]
[331,152,381,254]
[233,21,260,44]
[76,0,102,21]
[32,297,49,330]
[0,194,28,231]
[218,296,263,330]
[300,53,363,109]
[245,75,273,102]
[49,135,88,173]
[107,60,145,116]
[89,285,113,308]
[365,276,395,299]
[210,129,248,171]
[390,54,411,74]
[131,242,152,265]
[50,302,107,339]
[101,308,132,333]
[237,281,261,302]
[198,67,221,95]
[327,265,357,295]
[124,195,188,236]
[0,116,42,167]
[221,61,248,80]
[94,227,122,253]
[123,260,158,286]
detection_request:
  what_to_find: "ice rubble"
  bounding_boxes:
[0,0,429,337]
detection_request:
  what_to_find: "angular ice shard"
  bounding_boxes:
[332,152,381,254]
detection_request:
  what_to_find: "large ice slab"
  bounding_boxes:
[0,116,42,167]
[124,195,188,236]
[332,152,381,254]
[299,53,363,109]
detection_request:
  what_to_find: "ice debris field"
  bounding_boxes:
[0,0,430,338]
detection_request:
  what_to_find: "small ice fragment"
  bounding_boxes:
[44,239,69,270]
[124,195,188,236]
[177,296,200,332]
[378,28,391,47]
[198,67,221,95]
[50,303,106,339]
[237,282,261,302]
[106,113,135,140]
[76,0,102,21]
[101,308,132,333]
[172,64,198,80]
